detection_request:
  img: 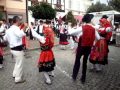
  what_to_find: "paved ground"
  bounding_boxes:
[0,40,120,90]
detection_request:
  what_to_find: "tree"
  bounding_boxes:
[109,0,120,12]
[29,2,56,20]
[66,11,76,25]
[0,12,3,20]
[87,2,113,13]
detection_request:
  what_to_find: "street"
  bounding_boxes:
[0,42,120,90]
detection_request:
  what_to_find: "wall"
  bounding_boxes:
[6,0,27,22]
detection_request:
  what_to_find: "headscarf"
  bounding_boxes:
[99,18,111,28]
[43,25,54,44]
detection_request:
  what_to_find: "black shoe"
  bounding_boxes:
[72,75,76,81]
[80,77,85,84]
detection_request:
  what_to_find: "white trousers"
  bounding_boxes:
[69,37,75,49]
[11,50,24,82]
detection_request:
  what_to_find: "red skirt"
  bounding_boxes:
[38,49,55,72]
[89,39,108,65]
[22,36,29,49]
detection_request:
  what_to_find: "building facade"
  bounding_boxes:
[28,0,93,23]
[65,0,93,15]
[0,0,27,22]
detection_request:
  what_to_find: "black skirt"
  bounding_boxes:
[59,34,69,45]
[38,59,56,72]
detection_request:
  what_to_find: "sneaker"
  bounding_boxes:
[15,79,26,84]
[45,79,52,85]
[0,64,3,69]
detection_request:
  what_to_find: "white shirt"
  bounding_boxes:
[35,25,43,33]
[68,24,100,40]
[31,28,45,44]
[0,26,4,33]
[4,25,26,48]
[116,28,120,36]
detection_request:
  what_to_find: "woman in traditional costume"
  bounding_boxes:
[0,21,5,69]
[37,21,55,85]
[89,18,112,71]
[59,23,69,49]
[29,20,55,85]
[19,23,29,50]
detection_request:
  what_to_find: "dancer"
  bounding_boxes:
[59,23,69,49]
[70,14,100,84]
[0,21,5,69]
[89,17,112,71]
[31,20,55,85]
[4,16,26,83]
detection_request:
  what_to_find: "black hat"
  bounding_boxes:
[102,15,108,19]
[40,20,43,23]
[45,20,51,24]
[82,14,94,23]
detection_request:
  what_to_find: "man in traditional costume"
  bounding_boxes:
[69,14,100,84]
[4,16,27,83]
[89,16,112,71]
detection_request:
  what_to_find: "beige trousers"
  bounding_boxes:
[11,50,24,82]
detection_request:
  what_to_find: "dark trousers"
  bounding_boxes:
[72,46,92,80]
[0,56,3,64]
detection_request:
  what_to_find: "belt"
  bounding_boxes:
[11,45,23,51]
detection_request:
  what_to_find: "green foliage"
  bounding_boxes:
[0,12,3,20]
[87,2,113,13]
[66,11,77,25]
[109,0,120,12]
[29,2,56,20]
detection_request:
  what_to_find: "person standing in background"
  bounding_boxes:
[36,20,44,36]
[115,23,120,46]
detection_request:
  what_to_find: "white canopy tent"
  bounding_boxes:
[90,10,120,25]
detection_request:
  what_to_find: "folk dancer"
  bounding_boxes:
[0,21,5,69]
[89,18,112,71]
[4,16,27,84]
[68,23,76,49]
[59,23,69,49]
[19,23,29,50]
[31,20,55,85]
[69,14,100,84]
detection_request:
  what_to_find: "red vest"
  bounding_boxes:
[81,25,95,46]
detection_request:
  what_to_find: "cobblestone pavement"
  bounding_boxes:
[0,45,120,90]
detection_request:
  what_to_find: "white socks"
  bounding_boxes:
[0,64,3,69]
[95,64,102,71]
[44,72,51,84]
[49,71,54,77]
